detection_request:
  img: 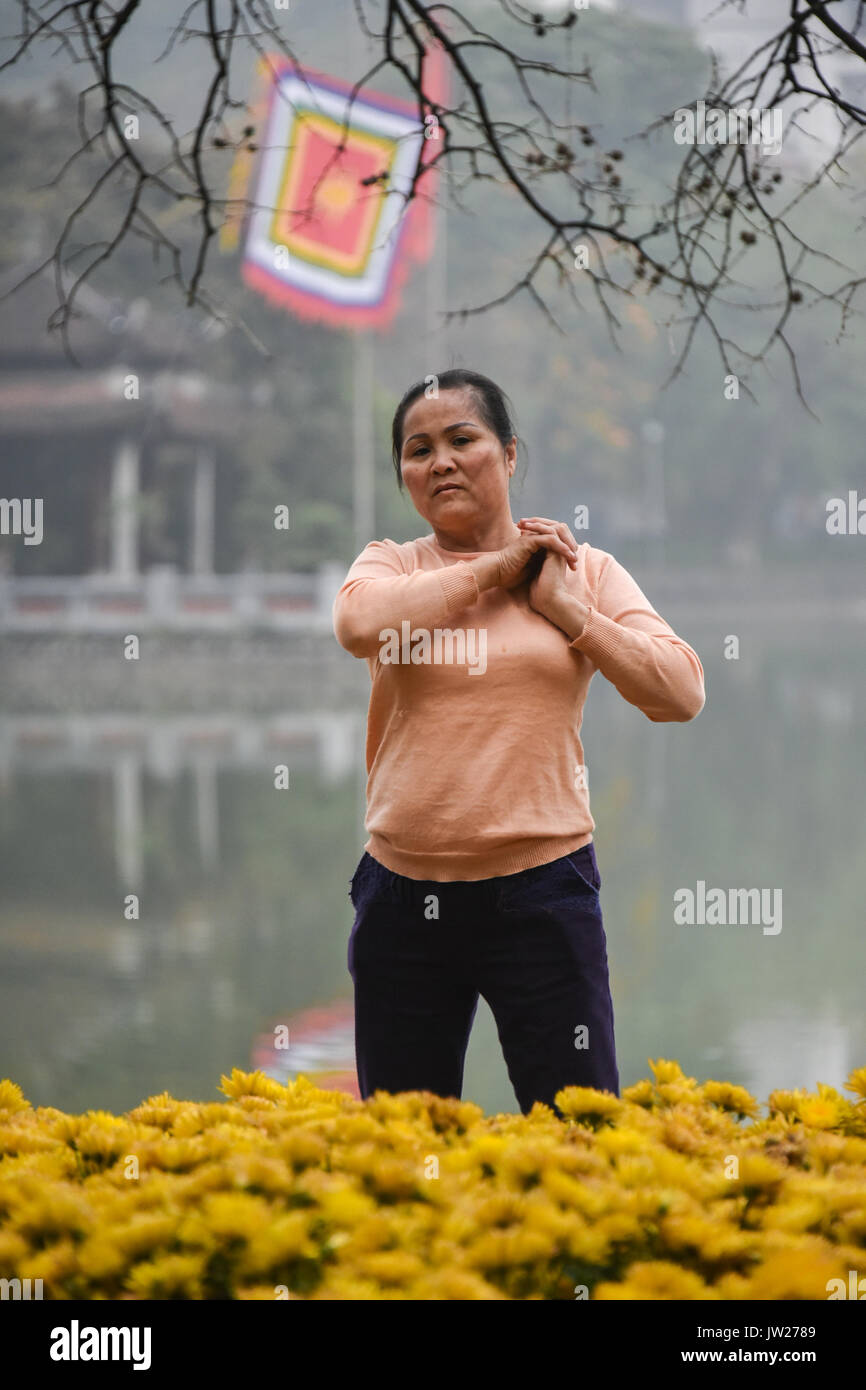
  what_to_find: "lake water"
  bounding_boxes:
[1,620,864,1116]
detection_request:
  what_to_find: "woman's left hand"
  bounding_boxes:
[518,516,574,613]
[518,516,589,637]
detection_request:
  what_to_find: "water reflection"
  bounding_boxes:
[0,632,863,1117]
[0,712,361,890]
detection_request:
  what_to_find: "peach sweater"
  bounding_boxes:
[333,533,705,881]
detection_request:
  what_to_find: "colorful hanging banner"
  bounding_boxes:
[237,51,446,330]
[219,58,274,254]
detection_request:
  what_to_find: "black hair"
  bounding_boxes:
[390,368,526,491]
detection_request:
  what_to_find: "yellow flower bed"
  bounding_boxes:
[1,1060,865,1300]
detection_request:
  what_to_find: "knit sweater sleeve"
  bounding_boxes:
[332,539,480,659]
[568,550,706,722]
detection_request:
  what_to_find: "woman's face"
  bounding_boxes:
[398,387,516,538]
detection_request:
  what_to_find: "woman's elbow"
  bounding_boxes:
[668,652,706,721]
[333,608,376,659]
[334,621,367,658]
[673,684,706,722]
[645,683,705,723]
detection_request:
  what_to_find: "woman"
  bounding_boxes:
[333,368,705,1116]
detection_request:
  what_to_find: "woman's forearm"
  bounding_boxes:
[540,591,589,641]
[468,552,502,593]
[334,549,501,659]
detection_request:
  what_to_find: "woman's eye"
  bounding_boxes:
[409,435,471,457]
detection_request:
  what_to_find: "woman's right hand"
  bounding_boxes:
[494,527,578,590]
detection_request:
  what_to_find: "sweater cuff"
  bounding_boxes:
[568,604,626,661]
[437,560,480,615]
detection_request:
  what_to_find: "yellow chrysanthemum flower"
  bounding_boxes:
[239,1212,320,1275]
[355,1249,428,1285]
[467,1226,553,1270]
[171,1161,228,1201]
[338,1140,384,1179]
[0,1228,29,1269]
[75,1117,138,1165]
[837,1208,866,1241]
[339,1214,407,1262]
[173,1192,271,1255]
[169,1106,209,1139]
[844,1066,866,1102]
[650,1147,710,1197]
[0,1125,60,1157]
[112,1212,180,1260]
[277,1128,329,1169]
[435,1205,484,1248]
[412,1267,508,1300]
[622,1079,655,1108]
[555,1086,622,1126]
[218,1069,286,1103]
[766,1088,805,1119]
[744,1244,846,1300]
[9,1188,97,1242]
[467,1134,509,1170]
[332,1113,380,1145]
[127,1094,186,1130]
[595,1259,714,1300]
[235,1283,286,1300]
[837,1135,866,1166]
[417,1093,484,1134]
[594,1126,646,1160]
[126,1252,207,1299]
[613,1154,659,1192]
[306,1273,385,1300]
[520,1196,583,1245]
[759,1195,825,1236]
[728,1151,787,1196]
[656,1081,704,1109]
[76,1234,132,1282]
[803,1131,848,1170]
[698,1226,761,1267]
[701,1081,760,1119]
[0,1079,30,1114]
[223,1152,294,1198]
[359,1155,419,1202]
[596,1210,643,1247]
[22,1236,78,1291]
[498,1141,553,1189]
[648,1059,692,1086]
[660,1112,713,1156]
[660,1211,760,1269]
[562,1218,612,1267]
[540,1167,591,1210]
[138,1135,211,1174]
[798,1096,844,1131]
[361,1092,415,1124]
[0,1061,864,1299]
[473,1191,526,1229]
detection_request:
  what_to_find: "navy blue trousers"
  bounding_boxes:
[347,842,619,1115]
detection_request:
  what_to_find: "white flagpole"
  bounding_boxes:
[349,25,378,858]
[426,159,447,366]
[351,326,375,557]
[350,13,377,562]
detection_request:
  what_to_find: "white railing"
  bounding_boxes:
[0,712,362,777]
[0,563,347,632]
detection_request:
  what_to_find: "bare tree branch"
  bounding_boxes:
[0,0,864,401]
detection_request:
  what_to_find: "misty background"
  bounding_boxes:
[0,0,863,1115]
